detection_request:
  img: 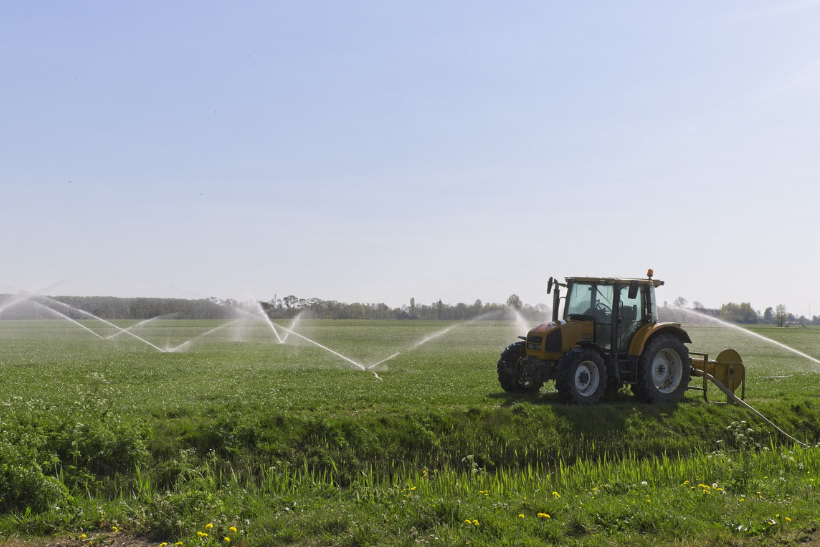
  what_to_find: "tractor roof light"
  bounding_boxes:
[647,269,654,278]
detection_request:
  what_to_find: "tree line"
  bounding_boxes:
[660,297,817,326]
[260,294,549,321]
[0,294,550,321]
[0,295,233,320]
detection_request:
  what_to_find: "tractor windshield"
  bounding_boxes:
[565,283,614,318]
[565,283,614,349]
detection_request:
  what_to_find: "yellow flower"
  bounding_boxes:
[205,524,213,530]
[518,514,525,519]
[472,520,479,526]
[160,543,168,547]
[80,535,87,540]
[224,538,231,543]
[464,519,471,525]
[176,543,183,546]
[552,491,560,498]
[537,513,550,519]
[197,532,208,538]
[410,486,416,491]
[229,527,237,534]
[112,527,118,533]
[786,517,792,522]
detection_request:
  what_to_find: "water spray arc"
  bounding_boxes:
[680,308,820,366]
[107,314,175,340]
[37,297,167,353]
[30,301,105,339]
[252,302,285,343]
[365,311,508,371]
[231,306,368,371]
[167,319,241,352]
[272,322,368,371]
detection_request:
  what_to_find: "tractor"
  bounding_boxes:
[497,270,695,404]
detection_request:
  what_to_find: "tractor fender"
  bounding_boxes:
[628,323,692,357]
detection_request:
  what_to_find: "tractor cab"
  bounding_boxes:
[556,275,660,355]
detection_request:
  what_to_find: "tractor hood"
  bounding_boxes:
[525,319,594,360]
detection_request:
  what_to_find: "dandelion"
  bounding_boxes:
[160,543,168,547]
[224,538,231,543]
[197,532,208,538]
[205,524,213,530]
[537,513,550,519]
[552,491,561,498]
[80,535,87,540]
[176,543,183,546]
[112,527,118,533]
[464,519,472,525]
[786,517,792,522]
[229,527,237,534]
[518,514,525,519]
[473,520,479,526]
[411,486,416,491]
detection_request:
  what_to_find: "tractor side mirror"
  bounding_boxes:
[547,277,554,294]
[628,280,639,300]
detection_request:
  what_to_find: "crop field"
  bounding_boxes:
[2,319,820,546]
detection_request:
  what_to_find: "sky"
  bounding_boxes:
[2,1,820,316]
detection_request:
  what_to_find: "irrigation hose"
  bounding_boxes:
[692,369,808,449]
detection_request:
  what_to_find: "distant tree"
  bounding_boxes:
[282,295,299,313]
[673,297,688,308]
[506,294,522,310]
[719,302,759,324]
[763,307,774,324]
[693,301,704,310]
[409,297,416,318]
[776,304,787,327]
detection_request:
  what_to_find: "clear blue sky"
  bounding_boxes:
[2,1,819,316]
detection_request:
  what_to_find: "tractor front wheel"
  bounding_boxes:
[555,348,607,405]
[632,334,691,403]
[497,341,543,393]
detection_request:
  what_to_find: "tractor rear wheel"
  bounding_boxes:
[555,348,607,405]
[497,341,543,393]
[632,334,691,403]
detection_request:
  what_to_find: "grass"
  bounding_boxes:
[2,318,820,545]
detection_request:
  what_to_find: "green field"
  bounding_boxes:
[2,319,820,546]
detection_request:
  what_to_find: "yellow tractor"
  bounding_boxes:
[498,270,697,404]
